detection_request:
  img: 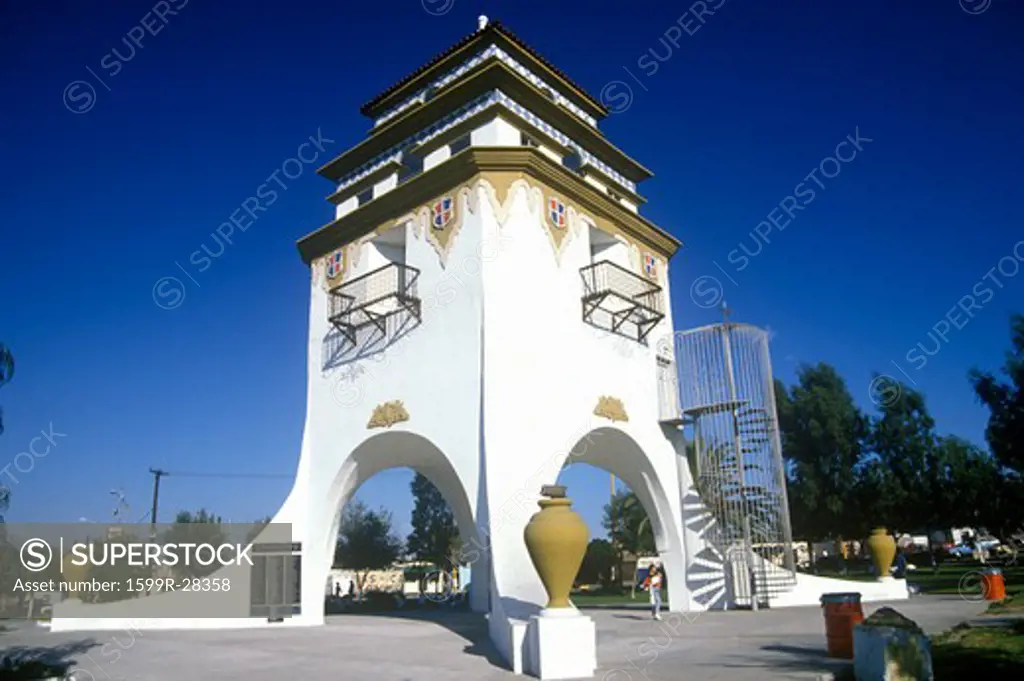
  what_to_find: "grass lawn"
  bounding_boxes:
[810,560,1024,601]
[931,620,1024,678]
[898,565,1024,679]
[826,562,1024,680]
[905,562,1023,599]
[572,561,1023,607]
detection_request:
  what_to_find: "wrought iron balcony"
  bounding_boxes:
[580,260,665,342]
[328,263,421,344]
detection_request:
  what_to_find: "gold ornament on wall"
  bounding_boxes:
[419,184,476,267]
[367,400,409,429]
[593,396,628,423]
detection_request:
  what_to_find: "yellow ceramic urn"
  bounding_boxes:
[867,527,896,580]
[524,485,589,609]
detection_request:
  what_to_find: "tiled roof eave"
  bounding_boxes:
[360,21,607,121]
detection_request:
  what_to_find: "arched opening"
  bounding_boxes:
[318,431,487,619]
[553,426,684,612]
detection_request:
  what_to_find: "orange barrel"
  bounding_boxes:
[981,568,1006,601]
[820,592,864,659]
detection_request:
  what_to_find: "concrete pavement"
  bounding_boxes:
[0,595,987,680]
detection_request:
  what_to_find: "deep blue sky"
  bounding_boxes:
[2,0,1022,541]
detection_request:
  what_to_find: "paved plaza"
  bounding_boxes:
[0,596,987,680]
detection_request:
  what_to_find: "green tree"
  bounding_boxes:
[577,538,617,588]
[977,475,1024,541]
[933,436,1004,531]
[775,364,867,543]
[334,501,402,596]
[159,509,227,578]
[864,378,963,557]
[406,473,461,570]
[603,490,654,597]
[603,491,655,555]
[970,314,1024,474]
[852,456,902,538]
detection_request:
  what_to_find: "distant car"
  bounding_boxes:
[948,539,1000,558]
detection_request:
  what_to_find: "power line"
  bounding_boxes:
[162,472,292,479]
[144,468,290,534]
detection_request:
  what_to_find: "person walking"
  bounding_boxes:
[643,561,663,620]
[893,548,908,579]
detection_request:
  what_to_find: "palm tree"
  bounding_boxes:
[603,491,655,598]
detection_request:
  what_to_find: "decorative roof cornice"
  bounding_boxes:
[373,44,599,130]
[319,59,651,189]
[297,147,680,265]
[360,20,607,123]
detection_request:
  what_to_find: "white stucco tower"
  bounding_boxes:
[46,18,908,665]
[283,17,690,672]
[46,19,693,651]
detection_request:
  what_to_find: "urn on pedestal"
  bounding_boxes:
[867,527,897,581]
[523,485,589,610]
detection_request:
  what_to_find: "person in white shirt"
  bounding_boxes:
[644,562,663,620]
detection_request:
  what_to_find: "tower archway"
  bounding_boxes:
[314,430,487,616]
[555,426,686,612]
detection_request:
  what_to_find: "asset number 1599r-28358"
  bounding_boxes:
[126,577,231,592]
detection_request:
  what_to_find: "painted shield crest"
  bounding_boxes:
[431,196,454,230]
[643,253,658,279]
[326,249,344,280]
[548,197,566,229]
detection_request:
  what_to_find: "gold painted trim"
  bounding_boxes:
[318,237,370,292]
[368,400,410,429]
[419,184,476,267]
[316,171,660,281]
[539,189,577,265]
[299,147,680,264]
[594,396,628,423]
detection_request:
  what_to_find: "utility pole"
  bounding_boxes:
[148,468,168,538]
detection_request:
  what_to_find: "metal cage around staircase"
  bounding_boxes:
[674,321,796,608]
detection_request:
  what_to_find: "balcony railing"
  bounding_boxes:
[580,260,665,342]
[328,262,421,344]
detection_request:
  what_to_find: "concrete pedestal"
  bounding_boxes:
[853,624,933,681]
[524,609,596,680]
